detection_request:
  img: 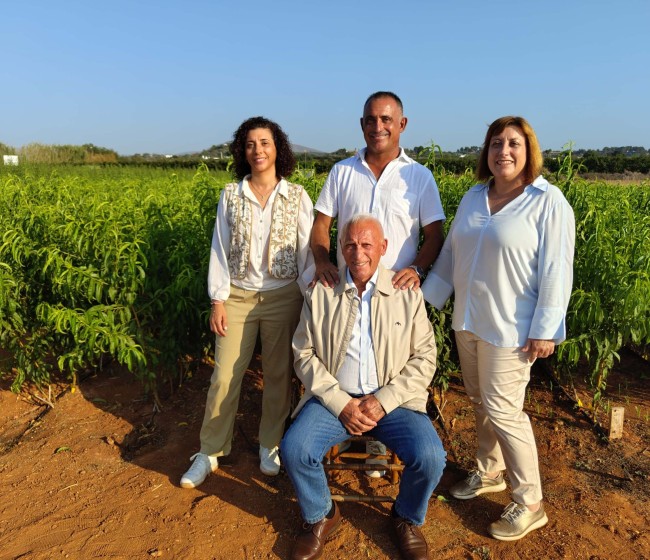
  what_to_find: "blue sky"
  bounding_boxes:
[1,0,648,155]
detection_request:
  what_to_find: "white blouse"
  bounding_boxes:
[207,177,314,302]
[422,176,575,347]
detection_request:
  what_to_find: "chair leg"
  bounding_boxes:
[323,437,403,501]
[391,452,402,485]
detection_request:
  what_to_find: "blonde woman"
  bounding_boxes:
[423,116,575,540]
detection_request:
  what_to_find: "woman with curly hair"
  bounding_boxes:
[181,116,314,488]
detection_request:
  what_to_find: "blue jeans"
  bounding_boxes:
[281,398,446,526]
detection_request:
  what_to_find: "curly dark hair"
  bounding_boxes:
[230,116,296,180]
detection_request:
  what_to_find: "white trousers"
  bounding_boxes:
[455,330,543,504]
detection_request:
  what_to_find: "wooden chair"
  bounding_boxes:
[323,435,403,502]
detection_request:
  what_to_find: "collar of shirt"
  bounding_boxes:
[333,265,393,298]
[345,266,379,297]
[240,175,288,202]
[470,174,549,194]
[338,266,380,394]
[356,147,413,166]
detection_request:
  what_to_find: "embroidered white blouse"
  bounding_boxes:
[208,177,314,302]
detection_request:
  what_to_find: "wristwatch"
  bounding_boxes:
[408,265,426,280]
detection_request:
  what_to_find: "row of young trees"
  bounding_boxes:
[1,159,648,414]
[0,165,218,400]
[1,143,118,164]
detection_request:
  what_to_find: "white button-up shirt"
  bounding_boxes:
[315,148,445,271]
[422,176,575,347]
[208,177,314,302]
[336,268,380,395]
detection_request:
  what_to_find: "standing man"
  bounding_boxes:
[282,215,446,560]
[311,91,446,477]
[311,91,445,290]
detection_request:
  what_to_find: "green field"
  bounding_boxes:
[1,162,648,410]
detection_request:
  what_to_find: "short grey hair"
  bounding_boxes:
[339,213,385,242]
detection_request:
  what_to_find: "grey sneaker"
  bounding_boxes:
[180,453,219,489]
[259,445,281,476]
[488,501,548,541]
[365,440,387,478]
[449,470,506,499]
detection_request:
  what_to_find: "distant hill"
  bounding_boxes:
[291,143,326,155]
[184,142,327,158]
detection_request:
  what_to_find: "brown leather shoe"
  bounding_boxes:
[392,516,430,560]
[291,503,342,560]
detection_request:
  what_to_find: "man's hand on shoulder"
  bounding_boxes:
[311,260,340,288]
[391,267,421,291]
[338,398,377,435]
[310,212,339,287]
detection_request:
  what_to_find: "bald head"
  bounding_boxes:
[341,215,387,287]
[340,214,384,242]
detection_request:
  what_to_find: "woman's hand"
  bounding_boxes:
[210,302,228,337]
[522,338,555,362]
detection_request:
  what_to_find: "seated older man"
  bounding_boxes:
[281,214,446,560]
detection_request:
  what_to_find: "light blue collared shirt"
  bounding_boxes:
[422,176,575,347]
[336,268,380,394]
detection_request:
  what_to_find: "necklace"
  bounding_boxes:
[249,181,276,202]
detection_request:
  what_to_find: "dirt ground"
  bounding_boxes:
[0,350,648,560]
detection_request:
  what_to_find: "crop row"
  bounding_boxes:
[0,161,648,407]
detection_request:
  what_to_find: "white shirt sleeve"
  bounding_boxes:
[314,165,338,218]
[418,172,446,226]
[528,198,576,343]
[207,188,232,302]
[421,227,455,310]
[421,190,467,309]
[296,188,315,294]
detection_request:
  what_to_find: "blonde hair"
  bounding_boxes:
[476,116,543,184]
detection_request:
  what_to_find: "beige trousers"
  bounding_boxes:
[455,330,543,504]
[199,282,303,457]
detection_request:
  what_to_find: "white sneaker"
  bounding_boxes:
[259,445,281,476]
[365,440,387,478]
[180,453,219,489]
[488,502,548,541]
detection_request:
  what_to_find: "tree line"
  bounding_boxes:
[2,141,649,175]
[1,142,118,164]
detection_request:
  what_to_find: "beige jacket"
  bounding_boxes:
[292,265,437,418]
